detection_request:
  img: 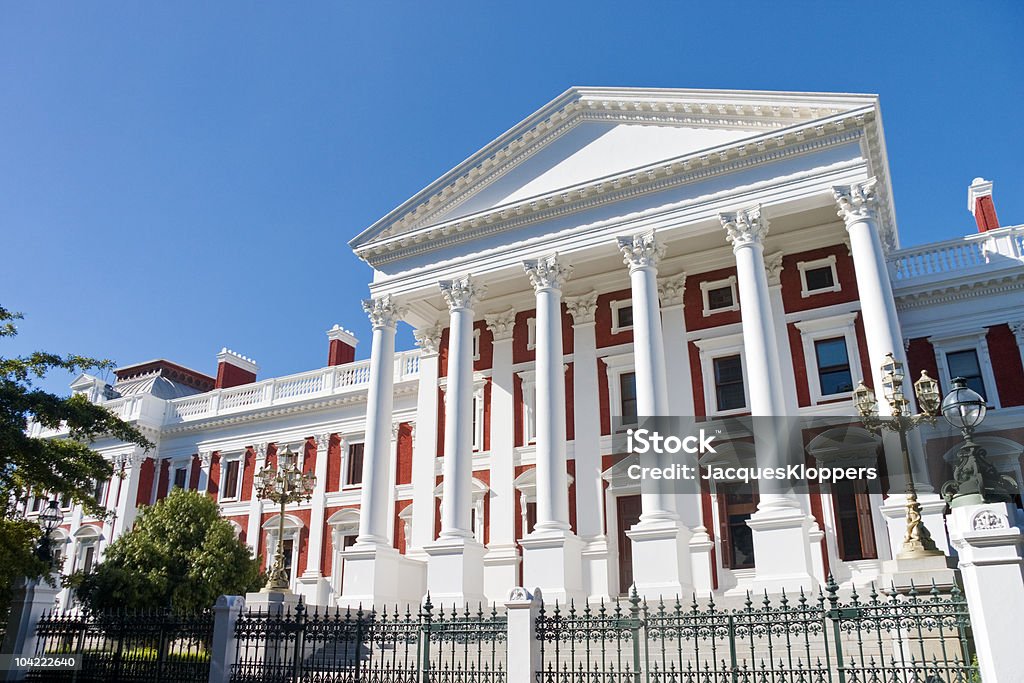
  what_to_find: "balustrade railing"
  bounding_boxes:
[888,224,1024,282]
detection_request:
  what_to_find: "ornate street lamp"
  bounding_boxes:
[852,353,943,559]
[36,499,64,567]
[254,445,316,592]
[939,377,1018,508]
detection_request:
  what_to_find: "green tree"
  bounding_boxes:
[72,489,263,612]
[1,305,152,615]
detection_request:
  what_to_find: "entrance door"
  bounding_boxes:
[616,495,642,595]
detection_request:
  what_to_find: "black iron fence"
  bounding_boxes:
[229,596,506,683]
[26,608,213,683]
[536,579,979,683]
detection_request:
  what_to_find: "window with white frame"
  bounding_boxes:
[610,299,634,334]
[700,277,739,316]
[526,317,537,351]
[173,466,189,491]
[797,256,841,297]
[93,479,108,506]
[928,331,1000,408]
[220,455,243,500]
[345,442,365,487]
[263,515,302,589]
[947,350,987,400]
[435,479,487,544]
[604,353,637,429]
[713,356,746,412]
[794,313,863,405]
[73,527,101,574]
[694,335,749,416]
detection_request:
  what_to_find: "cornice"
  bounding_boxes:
[893,273,1024,311]
[355,117,869,267]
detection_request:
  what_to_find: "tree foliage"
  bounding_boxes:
[72,489,263,612]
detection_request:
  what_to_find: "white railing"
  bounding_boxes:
[165,349,421,424]
[888,224,1024,282]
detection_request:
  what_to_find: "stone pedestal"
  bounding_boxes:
[425,536,487,607]
[627,520,693,599]
[504,587,542,683]
[880,493,950,557]
[747,509,819,593]
[580,536,611,601]
[1,576,60,682]
[482,544,520,604]
[947,502,1024,683]
[294,574,331,606]
[244,589,300,613]
[340,542,425,608]
[883,553,958,593]
[520,529,584,604]
[689,527,716,593]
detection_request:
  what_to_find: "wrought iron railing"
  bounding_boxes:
[26,608,213,683]
[536,578,978,683]
[229,596,506,683]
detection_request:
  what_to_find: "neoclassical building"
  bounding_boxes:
[28,88,1024,607]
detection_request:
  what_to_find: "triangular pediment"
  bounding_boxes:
[350,87,880,258]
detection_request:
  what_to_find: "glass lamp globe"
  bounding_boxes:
[852,381,877,418]
[880,353,905,402]
[38,499,64,534]
[941,377,987,431]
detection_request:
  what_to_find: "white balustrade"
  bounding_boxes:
[888,224,1024,282]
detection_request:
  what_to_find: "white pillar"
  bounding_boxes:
[297,433,331,605]
[245,444,267,554]
[342,294,422,607]
[764,252,800,415]
[504,587,543,683]
[409,324,442,558]
[948,503,1024,683]
[722,206,817,592]
[387,423,400,546]
[113,450,144,538]
[483,308,520,602]
[198,450,213,496]
[519,254,583,603]
[617,232,692,599]
[1010,321,1024,372]
[426,276,487,606]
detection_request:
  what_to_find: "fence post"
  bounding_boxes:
[947,502,1024,683]
[0,576,60,683]
[208,595,245,683]
[504,587,541,683]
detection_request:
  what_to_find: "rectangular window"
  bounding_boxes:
[31,497,43,513]
[619,372,638,423]
[718,482,758,569]
[93,480,107,505]
[713,355,745,411]
[707,285,735,311]
[831,479,877,561]
[83,546,96,574]
[815,337,853,395]
[804,265,836,292]
[173,467,188,490]
[223,460,240,499]
[347,443,365,486]
[946,350,987,400]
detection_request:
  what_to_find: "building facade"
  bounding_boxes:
[27,88,1024,608]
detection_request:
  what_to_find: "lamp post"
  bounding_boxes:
[35,499,64,567]
[939,377,1018,508]
[254,445,316,592]
[852,353,943,559]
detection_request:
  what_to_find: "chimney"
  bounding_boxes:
[327,325,358,366]
[215,348,259,389]
[968,177,1000,232]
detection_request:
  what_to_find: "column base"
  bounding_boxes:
[425,536,488,607]
[580,535,612,602]
[339,542,426,608]
[626,519,693,599]
[483,544,521,604]
[520,528,584,604]
[295,572,331,606]
[747,509,819,594]
[689,527,716,593]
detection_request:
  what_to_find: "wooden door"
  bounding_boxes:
[616,495,642,595]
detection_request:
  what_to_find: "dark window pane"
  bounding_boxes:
[707,285,734,310]
[947,350,987,400]
[815,338,853,395]
[224,461,240,498]
[719,482,757,569]
[282,539,294,581]
[347,443,365,486]
[620,372,638,422]
[616,305,634,329]
[174,468,188,490]
[714,355,745,411]
[804,266,835,291]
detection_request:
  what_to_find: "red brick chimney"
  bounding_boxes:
[968,177,1000,232]
[215,348,258,389]
[327,325,358,366]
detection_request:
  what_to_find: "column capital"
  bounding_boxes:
[254,443,269,460]
[413,323,444,357]
[484,307,517,341]
[617,230,665,272]
[523,253,572,292]
[362,294,404,329]
[198,450,213,467]
[1008,320,1024,343]
[439,275,484,312]
[721,205,768,249]
[314,433,332,451]
[832,178,879,225]
[564,291,599,324]
[764,251,784,286]
[657,273,687,306]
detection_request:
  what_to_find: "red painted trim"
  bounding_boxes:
[136,458,155,506]
[215,362,257,389]
[788,323,811,407]
[327,339,356,366]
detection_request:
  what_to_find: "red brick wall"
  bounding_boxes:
[988,324,1024,406]
[779,245,859,313]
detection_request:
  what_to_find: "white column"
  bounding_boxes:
[297,433,331,605]
[426,275,487,606]
[722,206,817,592]
[617,232,692,599]
[245,444,267,554]
[566,292,612,600]
[764,252,800,415]
[197,450,213,496]
[342,294,423,607]
[386,423,400,546]
[112,450,144,538]
[520,254,583,603]
[409,324,442,557]
[483,308,520,601]
[1009,322,1024,381]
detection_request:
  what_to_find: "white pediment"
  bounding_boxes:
[350,87,881,257]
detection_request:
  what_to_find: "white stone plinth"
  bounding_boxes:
[747,509,819,593]
[883,553,958,593]
[340,542,426,608]
[520,528,584,604]
[689,527,716,593]
[580,536,612,602]
[244,589,300,613]
[425,536,487,607]
[483,544,520,604]
[294,574,330,606]
[627,520,693,599]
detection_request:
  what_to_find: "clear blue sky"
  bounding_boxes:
[3,2,1022,395]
